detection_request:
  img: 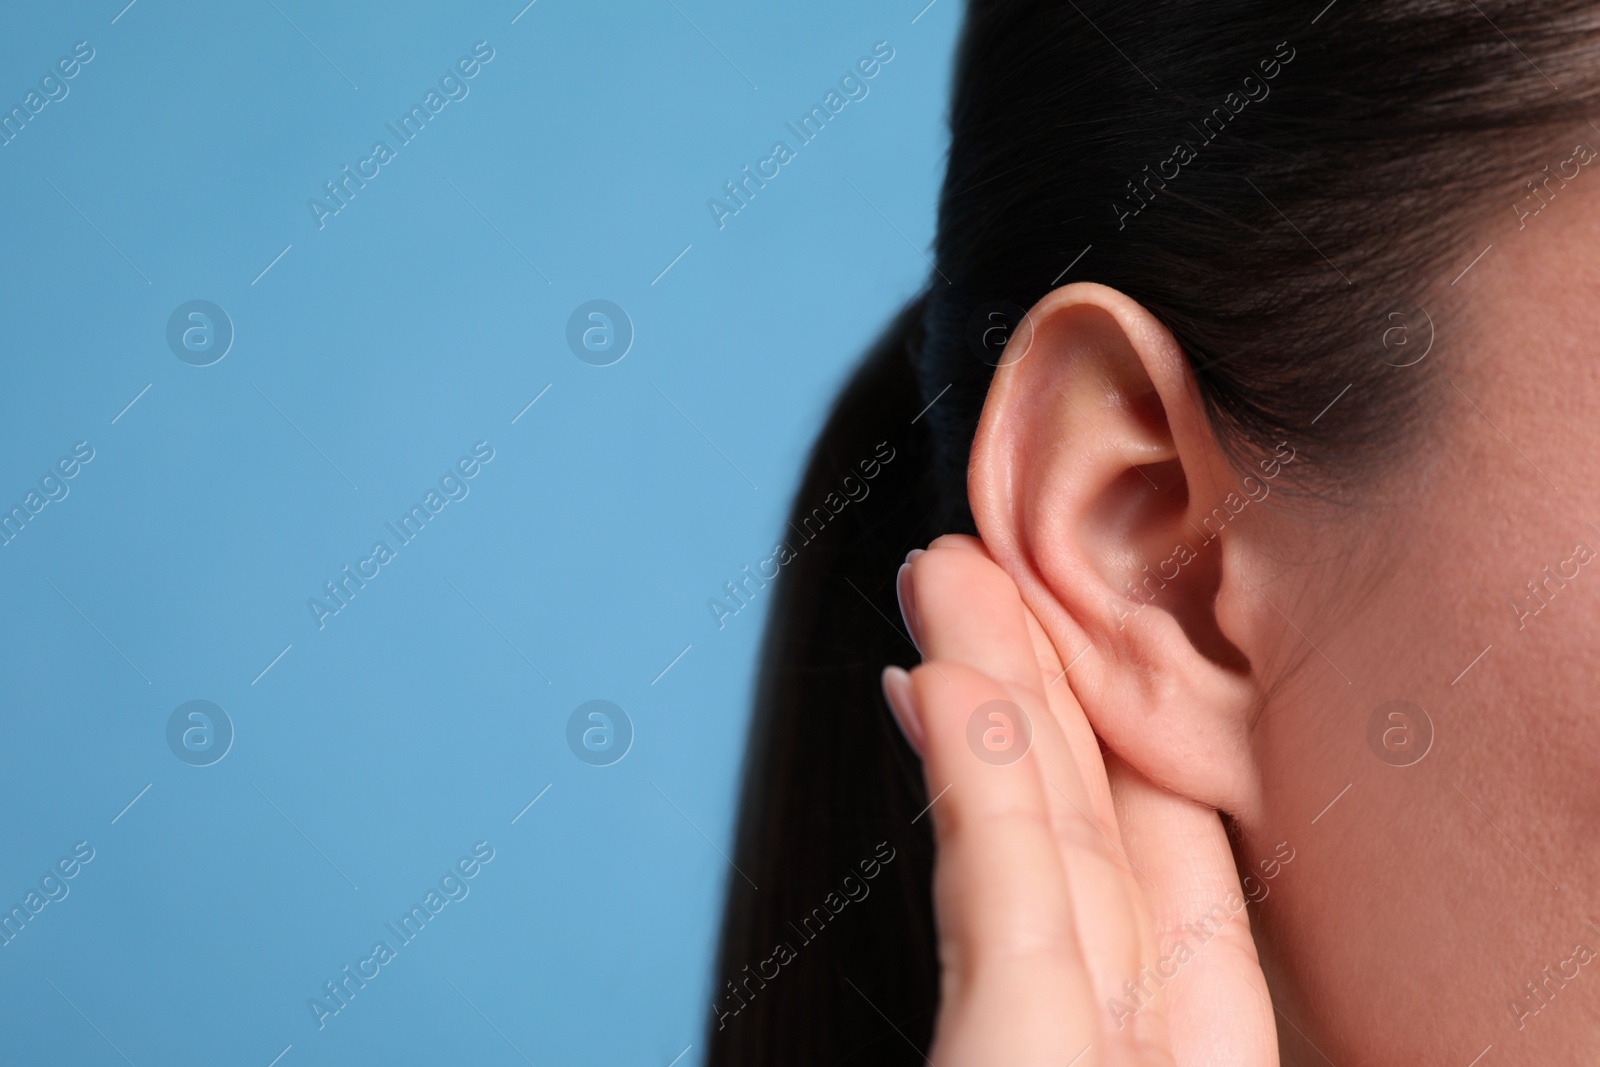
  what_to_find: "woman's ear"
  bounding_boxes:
[968,282,1271,817]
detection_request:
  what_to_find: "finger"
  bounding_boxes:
[909,538,1044,698]
[908,658,1100,1065]
[1025,606,1120,832]
[1109,755,1280,1067]
[911,540,1118,835]
[924,538,1124,852]
[908,543,1156,1038]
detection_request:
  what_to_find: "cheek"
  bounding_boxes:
[1236,217,1600,1060]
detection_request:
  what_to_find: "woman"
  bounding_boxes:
[710,1,1600,1062]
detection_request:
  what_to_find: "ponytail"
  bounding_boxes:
[706,297,950,1064]
[709,0,1600,1055]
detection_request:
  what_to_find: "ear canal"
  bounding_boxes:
[1112,464,1251,673]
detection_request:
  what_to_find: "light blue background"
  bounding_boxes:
[0,1,956,1064]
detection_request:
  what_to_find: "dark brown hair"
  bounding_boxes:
[710,1,1600,1061]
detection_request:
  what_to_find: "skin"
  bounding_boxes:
[881,177,1600,1064]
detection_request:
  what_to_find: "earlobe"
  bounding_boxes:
[968,283,1265,817]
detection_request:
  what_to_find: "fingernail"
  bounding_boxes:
[905,547,925,565]
[881,665,924,757]
[897,561,924,653]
